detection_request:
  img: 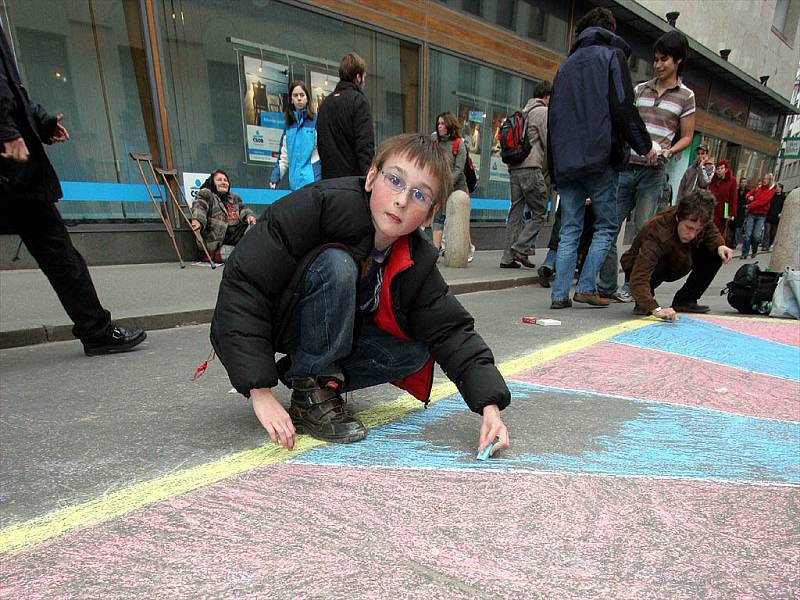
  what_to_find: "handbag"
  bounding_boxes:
[769,268,800,319]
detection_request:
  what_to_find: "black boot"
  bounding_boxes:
[83,323,146,356]
[288,377,367,443]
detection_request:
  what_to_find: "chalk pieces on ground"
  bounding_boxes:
[522,316,561,326]
[476,442,494,461]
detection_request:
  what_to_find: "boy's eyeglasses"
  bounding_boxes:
[379,170,433,207]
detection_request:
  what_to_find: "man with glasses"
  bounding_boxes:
[211,134,511,457]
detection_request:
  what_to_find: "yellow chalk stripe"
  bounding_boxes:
[0,318,650,556]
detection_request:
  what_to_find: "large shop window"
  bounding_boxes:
[2,0,157,221]
[428,50,541,220]
[158,0,419,194]
[435,0,569,53]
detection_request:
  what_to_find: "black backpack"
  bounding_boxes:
[721,263,780,314]
[453,137,478,193]
[498,108,532,165]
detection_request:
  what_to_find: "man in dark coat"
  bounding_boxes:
[211,134,510,453]
[316,52,374,179]
[547,7,653,310]
[0,25,145,355]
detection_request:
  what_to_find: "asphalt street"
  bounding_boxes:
[1,261,798,598]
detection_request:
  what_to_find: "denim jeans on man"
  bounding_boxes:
[278,248,430,390]
[598,165,665,296]
[501,167,548,263]
[741,214,766,258]
[552,167,619,301]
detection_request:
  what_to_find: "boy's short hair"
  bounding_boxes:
[339,52,367,82]
[371,134,453,209]
[533,80,552,99]
[575,7,616,35]
[653,30,689,76]
[676,189,714,223]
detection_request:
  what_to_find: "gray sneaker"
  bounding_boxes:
[610,289,633,303]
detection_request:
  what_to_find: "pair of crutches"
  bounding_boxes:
[129,152,216,268]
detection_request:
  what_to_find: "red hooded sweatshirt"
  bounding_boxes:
[746,184,776,216]
[709,163,737,235]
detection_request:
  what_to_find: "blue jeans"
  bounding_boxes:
[598,165,665,296]
[278,248,430,391]
[542,248,557,270]
[552,168,619,301]
[741,214,766,257]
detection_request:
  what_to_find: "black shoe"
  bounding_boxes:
[550,299,572,309]
[83,324,146,356]
[288,377,367,443]
[513,253,535,269]
[537,265,553,288]
[499,261,521,269]
[673,303,710,314]
[632,304,650,316]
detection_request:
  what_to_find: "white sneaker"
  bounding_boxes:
[611,289,633,303]
[467,243,476,263]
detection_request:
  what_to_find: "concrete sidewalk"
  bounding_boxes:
[0,250,538,348]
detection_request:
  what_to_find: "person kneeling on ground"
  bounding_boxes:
[190,170,256,262]
[210,134,511,454]
[621,188,733,321]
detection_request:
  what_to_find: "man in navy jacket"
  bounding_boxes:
[547,8,653,310]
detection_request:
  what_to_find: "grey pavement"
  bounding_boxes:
[0,250,538,348]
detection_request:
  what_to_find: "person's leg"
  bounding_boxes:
[3,194,111,340]
[511,168,548,260]
[340,317,430,392]
[223,220,249,246]
[277,248,366,442]
[751,216,766,257]
[574,168,619,298]
[501,170,527,264]
[672,245,722,311]
[550,182,587,305]
[741,215,754,258]
[432,210,445,251]
[598,170,635,297]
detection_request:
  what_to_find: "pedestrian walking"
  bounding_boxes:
[269,80,320,191]
[499,80,551,269]
[547,7,652,310]
[741,173,776,259]
[0,25,145,356]
[762,182,785,250]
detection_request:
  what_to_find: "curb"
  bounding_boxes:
[0,276,540,350]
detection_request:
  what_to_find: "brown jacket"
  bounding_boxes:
[621,207,724,313]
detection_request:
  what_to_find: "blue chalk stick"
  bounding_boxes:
[476,442,494,461]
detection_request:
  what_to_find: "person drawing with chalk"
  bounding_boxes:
[210,134,511,456]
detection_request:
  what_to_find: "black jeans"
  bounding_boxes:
[1,194,111,340]
[649,244,723,306]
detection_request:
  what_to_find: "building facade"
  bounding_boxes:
[0,0,797,261]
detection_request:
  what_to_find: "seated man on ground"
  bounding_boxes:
[621,189,733,321]
[190,170,256,262]
[210,134,510,454]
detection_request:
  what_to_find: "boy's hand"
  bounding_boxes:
[251,387,296,450]
[477,404,509,456]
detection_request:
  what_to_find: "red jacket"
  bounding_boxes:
[709,174,737,234]
[746,184,776,216]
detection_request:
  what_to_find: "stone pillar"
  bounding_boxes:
[443,190,470,268]
[770,189,800,272]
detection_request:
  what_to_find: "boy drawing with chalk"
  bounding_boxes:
[211,134,510,456]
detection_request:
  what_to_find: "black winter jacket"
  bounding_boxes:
[547,27,651,186]
[0,25,60,201]
[210,177,510,414]
[316,81,374,179]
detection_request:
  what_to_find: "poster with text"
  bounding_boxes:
[182,172,210,207]
[241,56,288,163]
[310,71,339,115]
[489,110,509,183]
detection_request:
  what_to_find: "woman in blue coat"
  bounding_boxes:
[269,80,321,190]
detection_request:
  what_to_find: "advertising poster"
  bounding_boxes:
[241,56,288,163]
[310,71,339,115]
[458,103,482,179]
[489,110,509,183]
[182,172,210,207]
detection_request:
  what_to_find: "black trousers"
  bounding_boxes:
[650,244,723,306]
[1,194,111,340]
